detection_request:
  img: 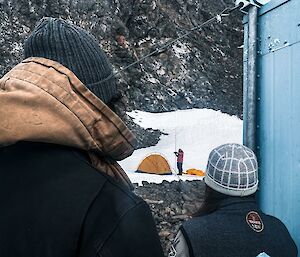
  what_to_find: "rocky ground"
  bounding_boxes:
[0,0,243,149]
[134,179,206,256]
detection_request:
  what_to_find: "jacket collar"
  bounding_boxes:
[0,57,136,189]
[218,197,258,211]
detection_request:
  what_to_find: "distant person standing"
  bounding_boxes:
[174,149,184,175]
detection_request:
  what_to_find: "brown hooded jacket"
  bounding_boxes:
[0,57,137,189]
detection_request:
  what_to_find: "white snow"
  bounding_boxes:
[127,172,208,186]
[119,109,243,185]
[172,42,190,56]
[147,77,160,84]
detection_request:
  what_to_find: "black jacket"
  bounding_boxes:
[181,198,298,257]
[0,142,164,257]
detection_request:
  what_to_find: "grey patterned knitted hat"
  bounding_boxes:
[205,143,258,197]
[24,17,116,104]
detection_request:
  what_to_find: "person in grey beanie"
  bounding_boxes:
[169,143,298,257]
[0,17,164,257]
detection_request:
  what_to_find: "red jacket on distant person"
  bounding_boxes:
[176,149,184,163]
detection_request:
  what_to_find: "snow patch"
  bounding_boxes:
[172,42,190,57]
[119,109,243,185]
[147,76,160,84]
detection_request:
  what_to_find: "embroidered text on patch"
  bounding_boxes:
[246,211,264,232]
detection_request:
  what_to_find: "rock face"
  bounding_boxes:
[0,0,243,148]
[135,179,206,256]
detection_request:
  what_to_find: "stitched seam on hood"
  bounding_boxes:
[23,58,137,150]
[6,74,99,150]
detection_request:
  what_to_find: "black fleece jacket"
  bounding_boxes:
[181,198,298,257]
[0,142,164,257]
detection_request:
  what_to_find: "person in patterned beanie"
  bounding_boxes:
[169,143,297,257]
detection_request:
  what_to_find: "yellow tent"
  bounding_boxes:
[185,168,205,176]
[136,153,172,175]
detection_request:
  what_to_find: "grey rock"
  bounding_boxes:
[135,180,205,256]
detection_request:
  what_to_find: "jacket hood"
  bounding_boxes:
[0,57,137,189]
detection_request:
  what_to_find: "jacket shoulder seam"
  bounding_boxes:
[95,201,146,254]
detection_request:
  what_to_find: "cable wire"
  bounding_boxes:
[111,3,242,78]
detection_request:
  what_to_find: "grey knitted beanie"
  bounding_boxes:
[24,17,116,104]
[205,143,258,197]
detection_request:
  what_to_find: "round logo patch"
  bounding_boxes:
[246,211,264,232]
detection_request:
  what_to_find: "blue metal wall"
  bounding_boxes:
[244,0,300,252]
